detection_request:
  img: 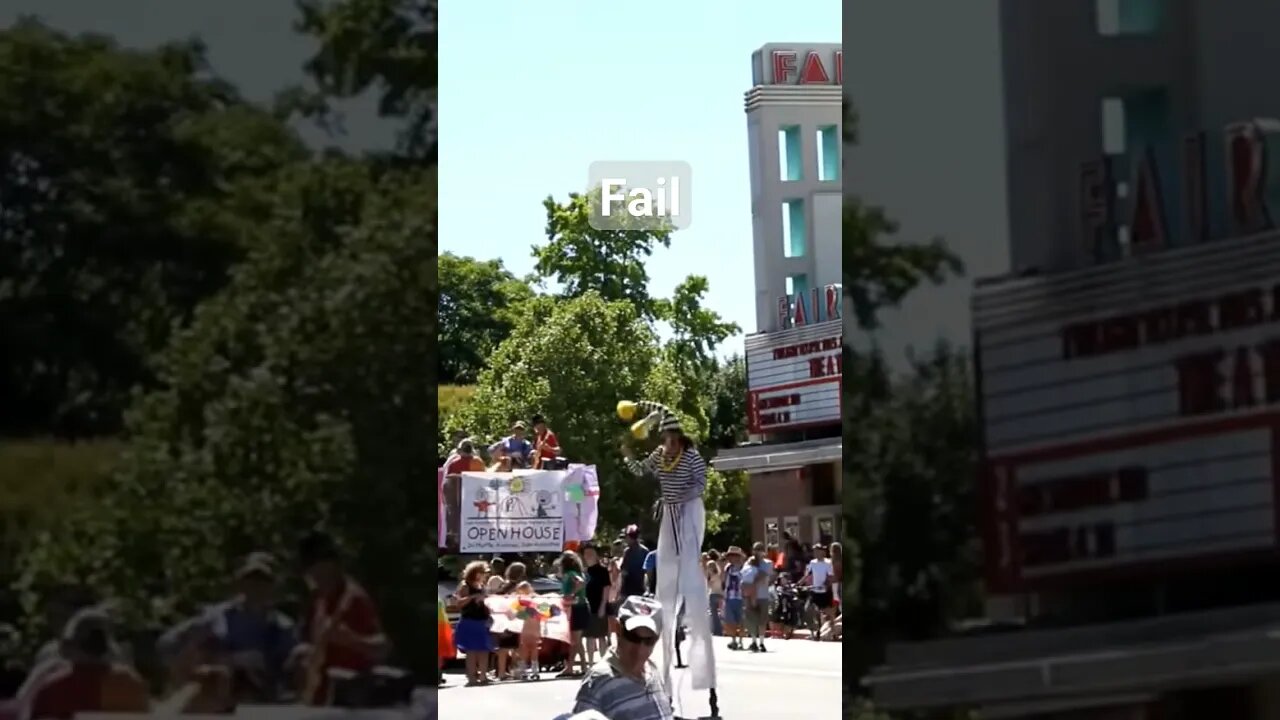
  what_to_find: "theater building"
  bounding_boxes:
[711,43,843,547]
[867,2,1280,717]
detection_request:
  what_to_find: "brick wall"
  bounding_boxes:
[749,468,807,543]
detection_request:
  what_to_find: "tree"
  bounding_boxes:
[17,159,440,672]
[705,355,748,452]
[532,191,673,317]
[438,253,535,384]
[655,277,739,378]
[295,0,437,163]
[0,19,307,438]
[841,102,978,705]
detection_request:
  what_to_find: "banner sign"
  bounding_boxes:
[562,464,600,543]
[460,470,566,553]
[482,593,570,645]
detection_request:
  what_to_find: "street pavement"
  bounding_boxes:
[438,638,842,719]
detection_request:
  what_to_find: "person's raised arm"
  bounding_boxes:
[621,442,661,477]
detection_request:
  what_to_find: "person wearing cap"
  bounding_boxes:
[617,399,715,694]
[157,552,297,703]
[295,531,387,705]
[10,586,120,711]
[489,420,534,468]
[800,543,837,636]
[571,595,673,720]
[618,525,649,602]
[24,607,150,718]
[721,547,746,650]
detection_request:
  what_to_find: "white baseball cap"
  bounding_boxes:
[617,595,662,635]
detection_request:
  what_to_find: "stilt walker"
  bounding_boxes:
[618,400,719,718]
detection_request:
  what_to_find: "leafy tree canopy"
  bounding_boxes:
[438,253,534,385]
[295,0,437,162]
[0,19,307,437]
[18,159,440,670]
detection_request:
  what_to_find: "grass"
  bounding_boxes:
[439,384,475,423]
[0,438,121,571]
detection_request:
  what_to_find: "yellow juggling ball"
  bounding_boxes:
[630,418,653,439]
[616,400,638,421]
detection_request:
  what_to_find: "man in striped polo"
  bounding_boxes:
[617,400,716,698]
[570,595,672,720]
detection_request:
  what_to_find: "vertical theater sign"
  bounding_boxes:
[1081,118,1280,258]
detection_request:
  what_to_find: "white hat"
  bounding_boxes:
[617,595,662,635]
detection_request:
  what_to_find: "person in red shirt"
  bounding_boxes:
[25,608,150,719]
[295,531,388,706]
[442,440,485,546]
[531,414,561,467]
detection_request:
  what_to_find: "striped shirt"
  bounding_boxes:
[573,652,673,720]
[625,446,706,504]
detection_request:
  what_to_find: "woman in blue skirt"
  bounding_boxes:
[454,560,495,686]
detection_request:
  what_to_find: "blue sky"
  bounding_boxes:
[439,3,840,349]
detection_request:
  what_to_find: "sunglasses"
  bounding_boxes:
[622,629,659,647]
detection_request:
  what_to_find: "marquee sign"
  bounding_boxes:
[745,319,841,433]
[973,233,1280,592]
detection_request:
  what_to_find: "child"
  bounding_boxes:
[513,582,541,680]
[722,546,746,650]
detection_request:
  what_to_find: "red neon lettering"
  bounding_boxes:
[1227,123,1268,235]
[1174,350,1224,416]
[799,51,830,83]
[771,51,797,83]
[1129,147,1168,251]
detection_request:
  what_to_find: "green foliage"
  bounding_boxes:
[17,161,440,671]
[438,253,535,384]
[532,191,673,318]
[842,101,979,706]
[0,440,120,578]
[452,292,708,533]
[0,19,306,437]
[296,0,437,162]
[438,384,476,453]
[705,355,748,453]
[654,276,740,424]
[845,346,981,634]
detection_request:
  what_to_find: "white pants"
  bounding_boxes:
[656,497,716,692]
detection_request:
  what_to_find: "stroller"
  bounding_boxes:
[537,636,571,675]
[771,583,802,636]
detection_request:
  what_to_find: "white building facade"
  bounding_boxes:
[713,44,843,548]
